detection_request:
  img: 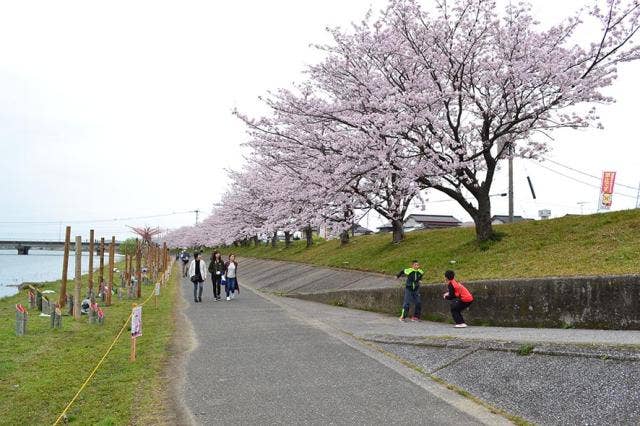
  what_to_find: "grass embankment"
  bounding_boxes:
[227,210,640,283]
[0,262,178,425]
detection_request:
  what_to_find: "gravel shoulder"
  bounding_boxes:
[374,342,640,425]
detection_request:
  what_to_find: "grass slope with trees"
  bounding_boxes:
[225,210,640,284]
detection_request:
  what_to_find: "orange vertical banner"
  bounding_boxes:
[599,171,616,210]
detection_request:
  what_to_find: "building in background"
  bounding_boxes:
[377,214,462,233]
[491,215,534,225]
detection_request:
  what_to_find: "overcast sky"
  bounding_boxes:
[1,0,639,241]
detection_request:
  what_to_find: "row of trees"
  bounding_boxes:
[163,0,640,249]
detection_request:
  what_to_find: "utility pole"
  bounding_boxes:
[194,209,200,225]
[508,144,514,223]
[636,182,640,209]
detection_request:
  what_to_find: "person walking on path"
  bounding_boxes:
[181,250,191,277]
[208,251,224,301]
[224,254,239,301]
[443,270,474,328]
[396,260,424,322]
[189,252,207,303]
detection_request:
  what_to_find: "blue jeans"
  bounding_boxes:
[225,277,237,297]
[193,281,203,300]
[401,287,421,318]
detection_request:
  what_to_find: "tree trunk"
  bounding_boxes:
[304,225,313,248]
[252,236,259,247]
[271,232,277,248]
[284,231,291,248]
[391,219,405,243]
[340,230,350,246]
[471,193,495,242]
[428,173,497,243]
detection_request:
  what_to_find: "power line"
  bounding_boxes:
[532,161,637,199]
[0,210,197,225]
[542,157,638,190]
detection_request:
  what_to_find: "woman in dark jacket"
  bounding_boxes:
[223,254,239,301]
[208,251,224,301]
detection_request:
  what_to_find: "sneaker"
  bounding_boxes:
[398,317,406,322]
[411,317,420,322]
[198,297,202,302]
[454,323,468,328]
[194,299,198,303]
[226,296,230,301]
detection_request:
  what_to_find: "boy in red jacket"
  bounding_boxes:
[443,270,473,328]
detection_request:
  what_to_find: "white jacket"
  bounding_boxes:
[188,259,207,281]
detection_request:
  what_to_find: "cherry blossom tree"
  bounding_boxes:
[380,0,640,240]
[166,0,640,246]
[237,77,439,243]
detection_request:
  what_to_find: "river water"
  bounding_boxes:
[0,249,119,299]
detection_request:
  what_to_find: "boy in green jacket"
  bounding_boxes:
[396,260,424,322]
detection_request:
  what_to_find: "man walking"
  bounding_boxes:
[189,252,207,303]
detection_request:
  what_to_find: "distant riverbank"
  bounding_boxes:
[0,249,121,299]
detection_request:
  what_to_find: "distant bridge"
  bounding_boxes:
[0,240,122,255]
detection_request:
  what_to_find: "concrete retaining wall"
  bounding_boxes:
[239,258,640,330]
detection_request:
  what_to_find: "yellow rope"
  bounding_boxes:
[53,267,170,425]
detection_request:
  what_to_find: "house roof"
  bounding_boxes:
[491,215,531,222]
[377,214,461,231]
[352,224,373,233]
[406,214,461,224]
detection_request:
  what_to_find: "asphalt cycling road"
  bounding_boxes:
[179,275,507,425]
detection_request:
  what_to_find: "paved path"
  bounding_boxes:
[179,276,508,425]
[235,280,640,425]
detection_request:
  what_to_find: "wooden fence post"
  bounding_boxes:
[73,236,82,320]
[99,237,105,287]
[51,304,62,329]
[154,244,159,281]
[145,242,150,273]
[59,226,71,308]
[136,239,142,298]
[88,230,94,298]
[15,304,27,336]
[107,236,115,306]
[128,251,133,286]
[124,252,129,287]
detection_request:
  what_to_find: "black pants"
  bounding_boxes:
[450,299,472,324]
[211,274,222,299]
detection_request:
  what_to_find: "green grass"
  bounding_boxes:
[223,210,640,283]
[517,343,535,356]
[0,263,178,425]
